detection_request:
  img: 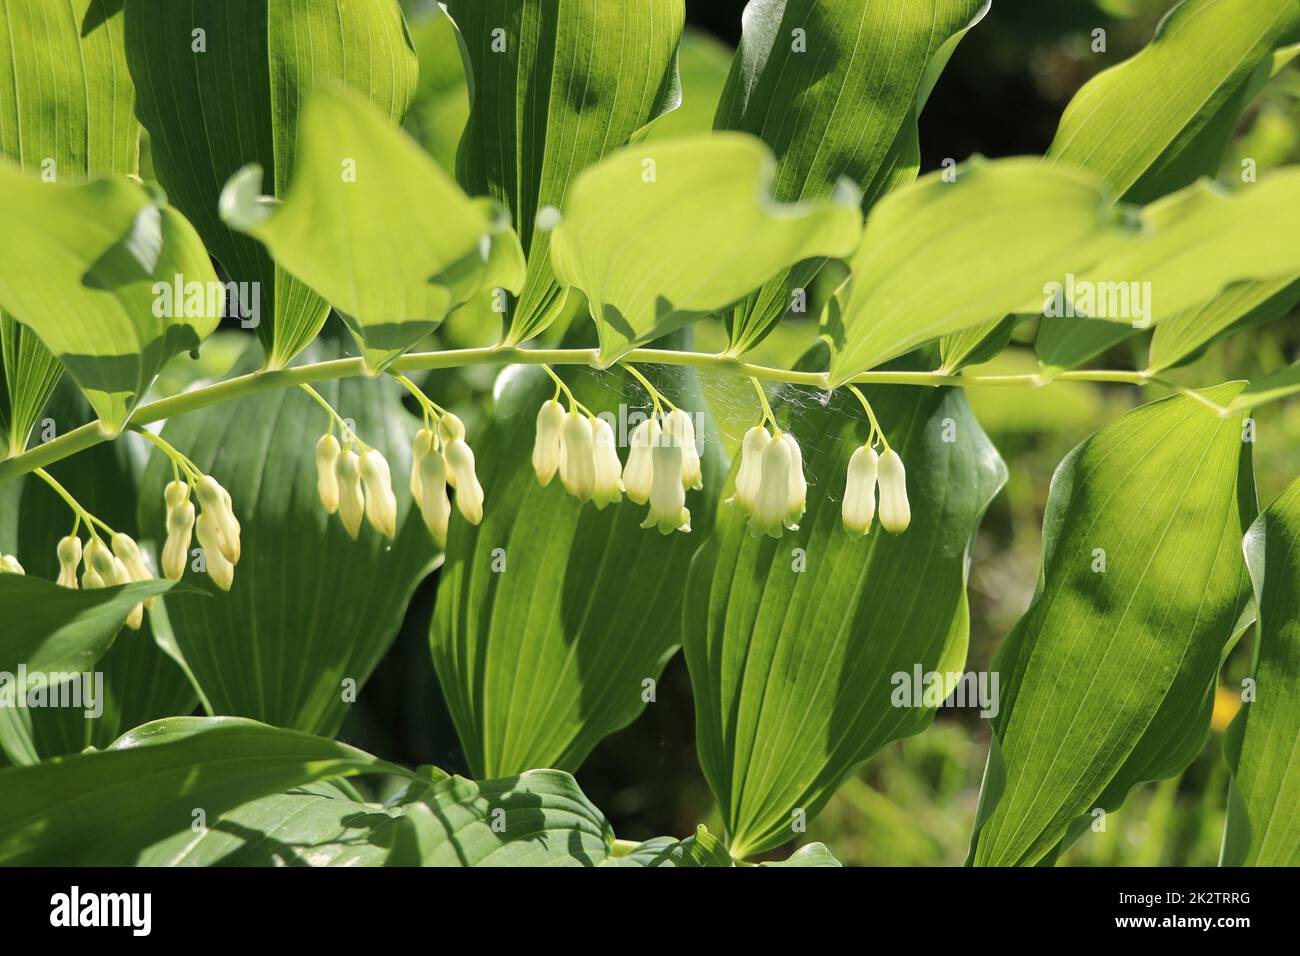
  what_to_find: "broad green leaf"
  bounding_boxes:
[938,316,1022,374]
[969,384,1255,866]
[0,385,197,762]
[1048,0,1300,204]
[1223,361,1300,413]
[0,716,408,865]
[445,0,685,345]
[646,30,734,142]
[384,770,613,866]
[124,0,419,368]
[0,166,221,434]
[138,341,438,735]
[826,157,1123,385]
[1035,317,1142,373]
[0,576,171,678]
[602,826,735,867]
[139,782,394,867]
[431,331,723,776]
[552,133,862,368]
[1146,276,1300,373]
[0,0,142,454]
[684,346,1006,858]
[759,842,843,867]
[1222,476,1300,865]
[221,87,525,374]
[403,5,473,172]
[714,0,988,355]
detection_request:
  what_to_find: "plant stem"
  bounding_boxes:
[33,468,113,536]
[0,346,1175,485]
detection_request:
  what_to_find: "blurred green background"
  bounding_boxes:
[163,0,1300,865]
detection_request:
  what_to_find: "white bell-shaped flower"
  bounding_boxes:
[622,417,660,505]
[410,429,434,505]
[438,411,466,444]
[315,434,341,514]
[196,511,235,590]
[877,448,911,534]
[782,432,806,531]
[360,449,398,539]
[591,417,624,509]
[558,411,596,502]
[664,408,702,491]
[56,535,82,588]
[532,399,566,487]
[335,449,366,539]
[443,438,484,525]
[195,475,240,565]
[842,445,879,536]
[418,447,452,544]
[640,443,690,534]
[162,480,195,582]
[748,433,791,539]
[730,425,771,512]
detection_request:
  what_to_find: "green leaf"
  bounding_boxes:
[759,842,843,867]
[1048,0,1300,204]
[138,782,394,867]
[1223,361,1300,413]
[124,0,419,368]
[431,331,724,776]
[969,384,1255,866]
[0,716,409,865]
[826,157,1122,385]
[603,825,735,867]
[0,576,171,678]
[684,345,1006,858]
[0,166,222,434]
[0,0,143,453]
[1222,476,1300,865]
[646,30,734,142]
[138,342,438,735]
[1035,317,1142,373]
[1146,276,1300,373]
[938,315,1022,374]
[552,133,861,368]
[220,86,524,374]
[445,0,686,345]
[384,769,613,866]
[714,0,988,355]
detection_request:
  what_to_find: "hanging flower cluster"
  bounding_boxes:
[839,386,910,537]
[311,380,483,546]
[530,367,701,534]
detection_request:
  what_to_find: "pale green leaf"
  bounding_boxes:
[221,87,524,374]
[0,166,221,434]
[1224,361,1300,413]
[1222,476,1300,865]
[970,384,1255,866]
[552,133,862,368]
[714,0,988,355]
[124,0,419,368]
[0,716,409,865]
[1146,276,1300,373]
[446,0,686,345]
[759,842,843,867]
[685,346,1006,858]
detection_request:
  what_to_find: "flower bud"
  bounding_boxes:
[664,408,702,491]
[315,434,341,514]
[438,411,466,445]
[56,536,82,588]
[112,532,155,614]
[558,411,596,502]
[410,429,434,505]
[748,434,791,539]
[87,537,124,584]
[124,603,145,631]
[640,443,690,534]
[195,476,240,565]
[842,445,879,536]
[877,448,910,534]
[196,511,235,590]
[730,426,771,512]
[532,400,566,487]
[0,554,24,575]
[360,449,398,539]
[335,449,366,539]
[591,417,624,509]
[418,448,452,544]
[444,438,484,525]
[782,432,806,531]
[622,417,660,505]
[162,481,195,582]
